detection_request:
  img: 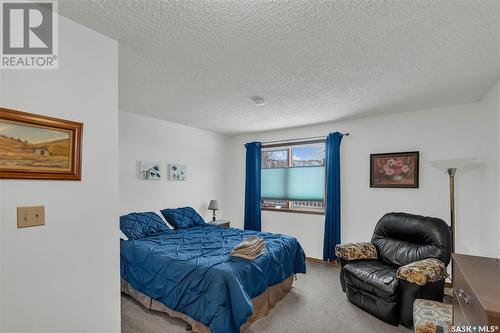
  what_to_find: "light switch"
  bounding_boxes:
[17,206,45,228]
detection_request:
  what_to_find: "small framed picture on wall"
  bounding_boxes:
[370,151,419,188]
[138,161,162,180]
[169,163,187,181]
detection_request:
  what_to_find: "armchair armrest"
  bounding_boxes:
[335,242,378,261]
[396,258,447,286]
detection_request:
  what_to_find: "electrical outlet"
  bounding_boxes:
[17,206,45,228]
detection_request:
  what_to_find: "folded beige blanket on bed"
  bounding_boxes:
[231,236,265,260]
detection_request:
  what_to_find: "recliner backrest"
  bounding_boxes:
[371,212,451,267]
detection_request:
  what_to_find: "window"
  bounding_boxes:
[261,140,325,214]
[262,149,288,168]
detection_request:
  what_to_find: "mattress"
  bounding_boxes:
[120,224,306,333]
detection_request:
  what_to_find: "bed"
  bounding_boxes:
[120,214,306,333]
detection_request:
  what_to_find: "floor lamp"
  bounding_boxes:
[430,158,480,285]
[430,158,479,254]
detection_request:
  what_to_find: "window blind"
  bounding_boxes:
[261,166,325,201]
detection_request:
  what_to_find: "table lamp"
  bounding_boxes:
[208,200,219,222]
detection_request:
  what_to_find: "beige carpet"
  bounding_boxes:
[121,261,410,333]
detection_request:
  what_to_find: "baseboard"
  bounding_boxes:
[306,257,339,266]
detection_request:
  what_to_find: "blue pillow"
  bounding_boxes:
[160,207,205,229]
[120,212,170,240]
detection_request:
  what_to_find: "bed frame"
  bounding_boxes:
[121,275,295,333]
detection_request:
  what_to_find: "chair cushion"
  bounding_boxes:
[371,212,452,267]
[413,299,452,333]
[397,258,447,286]
[335,242,378,261]
[343,260,399,301]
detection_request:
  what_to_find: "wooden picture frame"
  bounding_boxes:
[0,107,83,180]
[370,151,419,188]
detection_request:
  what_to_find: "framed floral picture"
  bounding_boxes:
[370,151,419,188]
[138,161,162,180]
[0,107,83,180]
[169,163,187,181]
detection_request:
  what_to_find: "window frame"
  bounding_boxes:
[261,139,326,215]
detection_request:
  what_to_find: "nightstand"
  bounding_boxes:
[208,220,230,228]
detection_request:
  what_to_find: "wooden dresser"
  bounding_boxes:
[452,254,500,327]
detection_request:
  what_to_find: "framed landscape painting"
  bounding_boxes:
[0,108,83,180]
[370,151,419,188]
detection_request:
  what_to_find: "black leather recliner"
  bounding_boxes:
[336,212,451,327]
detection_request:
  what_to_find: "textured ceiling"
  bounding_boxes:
[59,1,500,135]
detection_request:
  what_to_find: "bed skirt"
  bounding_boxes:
[121,275,295,333]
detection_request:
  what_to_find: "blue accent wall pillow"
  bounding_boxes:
[120,212,170,240]
[160,207,205,229]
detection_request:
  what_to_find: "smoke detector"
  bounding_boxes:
[251,96,265,105]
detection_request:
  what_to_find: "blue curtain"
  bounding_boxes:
[323,132,343,261]
[244,142,262,231]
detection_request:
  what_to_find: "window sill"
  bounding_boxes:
[261,207,325,216]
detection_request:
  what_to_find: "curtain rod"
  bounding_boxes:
[261,132,350,145]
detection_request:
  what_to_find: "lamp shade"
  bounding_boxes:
[429,158,480,170]
[208,200,219,210]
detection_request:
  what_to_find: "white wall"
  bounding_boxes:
[498,80,500,257]
[119,111,228,221]
[0,170,2,332]
[224,102,492,259]
[478,79,500,258]
[0,15,120,333]
[0,69,3,333]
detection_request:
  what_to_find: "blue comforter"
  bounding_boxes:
[120,224,306,333]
